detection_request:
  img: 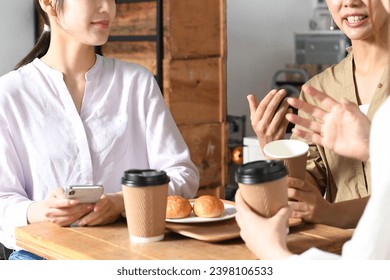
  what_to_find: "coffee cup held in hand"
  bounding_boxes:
[235,160,288,217]
[122,169,170,243]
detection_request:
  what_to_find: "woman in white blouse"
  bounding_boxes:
[0,0,199,259]
[235,0,390,260]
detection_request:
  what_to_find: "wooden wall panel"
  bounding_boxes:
[111,2,157,36]
[112,0,226,59]
[178,122,228,191]
[164,0,227,59]
[163,57,226,125]
[102,41,157,75]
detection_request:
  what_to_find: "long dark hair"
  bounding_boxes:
[15,0,65,69]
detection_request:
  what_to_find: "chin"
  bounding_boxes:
[347,33,373,42]
[96,40,109,46]
[87,37,109,47]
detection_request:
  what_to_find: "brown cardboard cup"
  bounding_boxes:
[263,139,309,180]
[235,160,288,217]
[122,169,170,243]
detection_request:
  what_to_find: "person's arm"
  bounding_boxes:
[325,197,369,229]
[0,122,84,230]
[288,172,369,229]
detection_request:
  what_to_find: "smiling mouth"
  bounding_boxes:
[346,16,367,24]
[92,21,109,29]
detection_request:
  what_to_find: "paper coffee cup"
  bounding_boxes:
[263,139,309,179]
[122,169,170,243]
[235,160,288,217]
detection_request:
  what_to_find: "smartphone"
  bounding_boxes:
[64,185,104,203]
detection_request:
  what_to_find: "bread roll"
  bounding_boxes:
[193,195,224,218]
[166,195,192,219]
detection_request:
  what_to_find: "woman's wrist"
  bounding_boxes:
[112,191,125,215]
[26,201,46,224]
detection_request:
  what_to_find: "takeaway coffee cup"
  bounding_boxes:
[122,169,170,243]
[235,160,288,217]
[263,139,309,180]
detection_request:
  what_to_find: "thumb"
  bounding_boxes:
[274,206,292,221]
[49,187,65,199]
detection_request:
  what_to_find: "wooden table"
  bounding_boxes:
[15,219,352,260]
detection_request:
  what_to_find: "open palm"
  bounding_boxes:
[285,86,370,161]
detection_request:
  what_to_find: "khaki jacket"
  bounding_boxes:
[292,50,389,203]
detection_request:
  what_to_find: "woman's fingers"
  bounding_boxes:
[247,94,259,117]
[290,127,324,147]
[285,112,322,134]
[286,97,327,120]
[260,89,287,122]
[248,89,286,124]
[303,86,339,110]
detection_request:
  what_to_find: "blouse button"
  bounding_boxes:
[378,83,383,88]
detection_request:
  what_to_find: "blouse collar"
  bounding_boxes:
[32,54,102,81]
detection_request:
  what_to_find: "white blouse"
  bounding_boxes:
[291,97,390,260]
[0,55,199,249]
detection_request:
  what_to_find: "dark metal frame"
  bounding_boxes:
[108,0,164,89]
[34,0,164,90]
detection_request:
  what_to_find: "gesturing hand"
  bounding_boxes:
[248,89,292,150]
[285,86,370,161]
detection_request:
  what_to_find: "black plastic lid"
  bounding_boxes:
[121,169,170,186]
[235,160,287,184]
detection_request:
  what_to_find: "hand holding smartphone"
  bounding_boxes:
[64,185,104,203]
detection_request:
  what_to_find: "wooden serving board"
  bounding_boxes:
[165,200,303,242]
[166,217,240,242]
